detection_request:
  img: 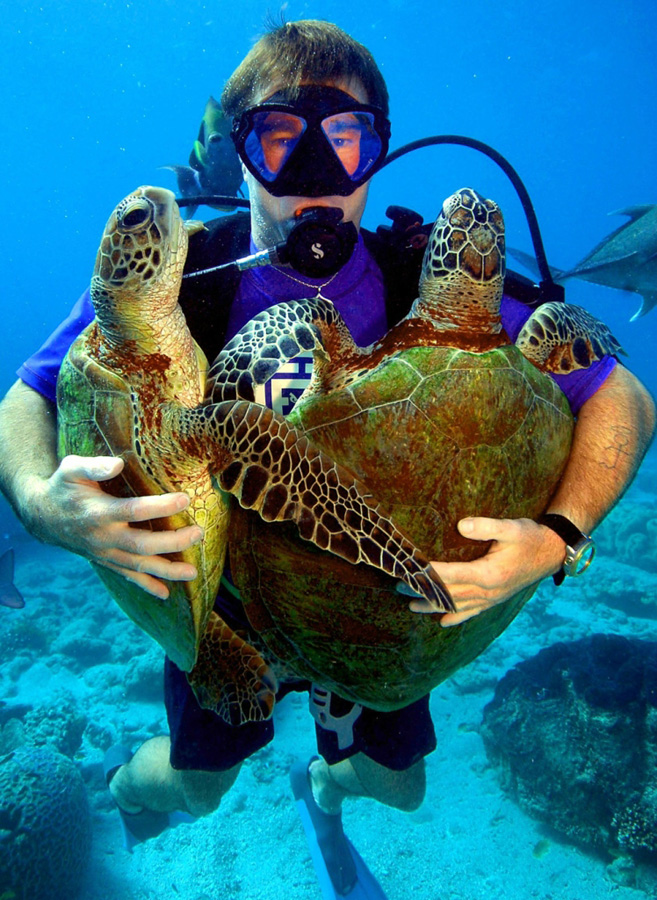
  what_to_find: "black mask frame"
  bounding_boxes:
[231,85,391,198]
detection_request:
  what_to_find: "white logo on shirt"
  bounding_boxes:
[253,353,314,416]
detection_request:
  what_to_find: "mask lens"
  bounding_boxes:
[321,111,383,180]
[244,111,307,182]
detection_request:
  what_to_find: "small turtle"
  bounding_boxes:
[56,185,451,725]
[214,187,622,711]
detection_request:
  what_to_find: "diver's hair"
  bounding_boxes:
[221,20,389,117]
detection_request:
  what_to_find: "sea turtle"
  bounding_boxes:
[214,187,622,711]
[56,185,451,725]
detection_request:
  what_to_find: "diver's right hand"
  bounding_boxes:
[28,455,202,598]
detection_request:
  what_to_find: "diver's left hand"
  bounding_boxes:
[416,517,568,626]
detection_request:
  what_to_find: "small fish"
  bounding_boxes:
[509,204,657,321]
[0,548,25,609]
[163,96,244,218]
[532,838,551,859]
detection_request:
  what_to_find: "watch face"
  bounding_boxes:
[564,538,596,577]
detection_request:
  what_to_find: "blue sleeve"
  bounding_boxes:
[500,295,617,416]
[17,288,94,404]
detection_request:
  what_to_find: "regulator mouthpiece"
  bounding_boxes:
[279,206,357,277]
[182,206,358,280]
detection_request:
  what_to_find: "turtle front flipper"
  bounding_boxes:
[207,297,359,402]
[168,399,455,614]
[187,611,278,725]
[516,302,624,373]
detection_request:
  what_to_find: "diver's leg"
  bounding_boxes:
[309,687,435,814]
[109,735,241,817]
[292,689,434,894]
[311,753,426,814]
[106,653,276,847]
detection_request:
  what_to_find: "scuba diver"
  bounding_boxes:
[0,19,654,900]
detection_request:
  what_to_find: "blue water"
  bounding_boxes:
[1,0,656,397]
[1,2,656,899]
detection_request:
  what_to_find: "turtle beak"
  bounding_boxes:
[145,186,178,245]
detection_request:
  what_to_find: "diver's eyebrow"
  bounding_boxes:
[324,116,361,133]
[258,116,304,138]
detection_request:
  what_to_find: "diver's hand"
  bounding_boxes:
[411,517,567,626]
[28,455,202,599]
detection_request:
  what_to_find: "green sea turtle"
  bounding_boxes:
[214,187,622,711]
[56,185,451,725]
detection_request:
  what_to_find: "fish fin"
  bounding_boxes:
[159,164,201,197]
[190,139,209,170]
[566,248,641,276]
[507,248,567,281]
[0,548,14,582]
[573,208,657,267]
[608,204,655,222]
[159,164,190,174]
[0,585,22,609]
[0,548,24,609]
[630,291,657,321]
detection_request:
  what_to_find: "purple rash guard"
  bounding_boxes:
[18,233,616,413]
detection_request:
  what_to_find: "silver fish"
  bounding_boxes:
[510,204,657,320]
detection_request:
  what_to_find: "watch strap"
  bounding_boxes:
[537,513,586,548]
[537,513,587,586]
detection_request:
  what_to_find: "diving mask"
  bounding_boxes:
[231,85,391,198]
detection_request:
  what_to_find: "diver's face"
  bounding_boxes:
[245,77,371,250]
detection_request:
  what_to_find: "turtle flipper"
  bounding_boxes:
[207,297,358,402]
[516,301,624,373]
[187,611,278,725]
[170,400,454,614]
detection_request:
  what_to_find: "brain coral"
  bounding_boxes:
[481,634,657,860]
[0,746,92,900]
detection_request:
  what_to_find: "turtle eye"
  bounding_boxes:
[120,200,154,232]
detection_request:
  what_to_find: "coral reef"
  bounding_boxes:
[0,693,86,758]
[480,633,657,861]
[0,745,92,900]
[596,502,657,574]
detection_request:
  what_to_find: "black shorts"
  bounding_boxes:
[165,659,436,773]
[165,588,437,773]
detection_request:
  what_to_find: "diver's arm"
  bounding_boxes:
[542,364,655,530]
[0,379,201,598]
[429,365,656,625]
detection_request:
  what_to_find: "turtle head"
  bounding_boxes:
[415,188,506,334]
[91,185,191,346]
[94,185,185,291]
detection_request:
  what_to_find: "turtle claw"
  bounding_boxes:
[400,566,455,614]
[187,611,278,725]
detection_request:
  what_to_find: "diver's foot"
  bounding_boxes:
[308,756,346,815]
[103,745,176,852]
[291,757,357,895]
[291,756,390,898]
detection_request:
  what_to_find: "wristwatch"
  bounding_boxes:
[537,513,596,586]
